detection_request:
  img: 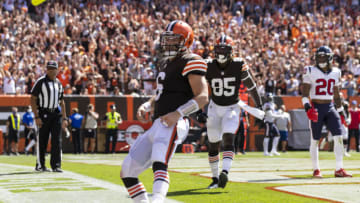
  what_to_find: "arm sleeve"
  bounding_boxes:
[240,66,262,107]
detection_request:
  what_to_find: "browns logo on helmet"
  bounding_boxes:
[160,20,194,58]
[215,35,234,64]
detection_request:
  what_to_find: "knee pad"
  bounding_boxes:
[208,142,220,156]
[152,161,167,172]
[223,133,234,151]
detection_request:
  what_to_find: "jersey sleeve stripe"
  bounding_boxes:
[184,63,207,70]
[182,66,207,76]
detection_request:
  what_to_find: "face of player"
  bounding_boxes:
[160,33,184,57]
[316,54,329,69]
[215,45,232,64]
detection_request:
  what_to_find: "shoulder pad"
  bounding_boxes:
[182,53,203,61]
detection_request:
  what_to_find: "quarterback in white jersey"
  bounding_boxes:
[301,46,352,178]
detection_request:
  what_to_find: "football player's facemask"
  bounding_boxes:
[215,35,234,64]
[315,46,333,70]
[160,20,194,58]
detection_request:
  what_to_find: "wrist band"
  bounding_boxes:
[176,99,199,117]
[337,106,344,112]
[301,97,310,106]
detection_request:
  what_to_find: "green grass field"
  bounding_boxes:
[0,151,359,203]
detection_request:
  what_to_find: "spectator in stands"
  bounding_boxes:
[0,0,359,97]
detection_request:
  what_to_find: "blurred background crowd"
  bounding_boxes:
[1,0,360,98]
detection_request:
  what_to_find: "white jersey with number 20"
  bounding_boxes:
[302,66,341,100]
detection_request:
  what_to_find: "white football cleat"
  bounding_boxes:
[264,152,272,156]
[270,151,280,156]
[344,151,351,157]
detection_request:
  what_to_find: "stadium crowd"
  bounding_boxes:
[1,0,360,97]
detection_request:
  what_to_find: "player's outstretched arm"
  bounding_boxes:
[240,67,262,108]
[137,96,155,123]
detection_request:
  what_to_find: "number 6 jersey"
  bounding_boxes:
[302,66,341,100]
[153,52,207,119]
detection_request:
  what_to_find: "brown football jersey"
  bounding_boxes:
[206,58,249,106]
[153,52,207,119]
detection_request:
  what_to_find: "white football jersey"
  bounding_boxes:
[302,66,341,100]
[263,102,277,123]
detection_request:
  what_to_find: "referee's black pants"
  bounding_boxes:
[105,129,118,153]
[38,110,62,169]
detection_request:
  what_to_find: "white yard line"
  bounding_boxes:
[0,163,180,203]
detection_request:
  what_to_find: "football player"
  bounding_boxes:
[204,35,262,189]
[263,93,281,156]
[120,20,209,203]
[302,46,352,178]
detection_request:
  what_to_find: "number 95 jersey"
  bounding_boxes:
[302,66,341,100]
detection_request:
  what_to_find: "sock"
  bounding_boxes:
[123,180,148,202]
[310,138,320,170]
[333,136,344,171]
[25,140,36,151]
[263,137,270,154]
[208,155,219,178]
[271,136,280,153]
[152,170,169,203]
[222,151,234,173]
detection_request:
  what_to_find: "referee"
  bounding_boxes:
[31,60,68,172]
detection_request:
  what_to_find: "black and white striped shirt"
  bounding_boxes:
[31,75,64,109]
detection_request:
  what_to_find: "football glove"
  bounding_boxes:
[196,110,208,124]
[305,103,318,122]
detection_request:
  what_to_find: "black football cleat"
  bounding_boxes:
[218,171,228,188]
[207,177,219,189]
